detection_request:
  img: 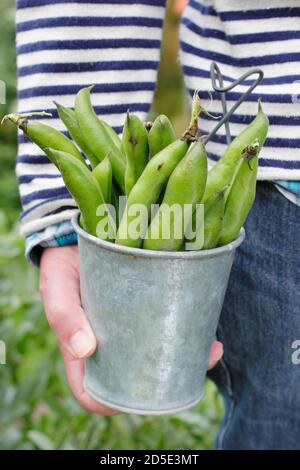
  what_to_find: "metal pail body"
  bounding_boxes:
[72,214,245,415]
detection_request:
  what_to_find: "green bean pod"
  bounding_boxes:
[203,101,269,202]
[111,182,122,228]
[2,112,85,167]
[186,188,226,251]
[116,139,190,248]
[92,155,113,204]
[75,87,126,192]
[144,140,208,251]
[116,91,202,248]
[203,190,226,249]
[148,114,176,158]
[102,120,123,155]
[46,148,113,240]
[54,102,99,168]
[123,112,149,196]
[218,146,259,247]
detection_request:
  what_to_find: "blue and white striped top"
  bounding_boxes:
[15,0,300,260]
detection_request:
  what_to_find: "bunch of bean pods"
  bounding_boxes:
[2,87,269,251]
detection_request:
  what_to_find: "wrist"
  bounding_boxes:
[25,220,77,266]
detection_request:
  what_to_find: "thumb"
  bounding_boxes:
[40,247,97,359]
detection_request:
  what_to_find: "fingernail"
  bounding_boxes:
[69,330,95,358]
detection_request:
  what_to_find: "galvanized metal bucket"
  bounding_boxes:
[72,213,245,415]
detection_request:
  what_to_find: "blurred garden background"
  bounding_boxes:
[0,0,223,450]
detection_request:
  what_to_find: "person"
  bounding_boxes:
[16,0,300,449]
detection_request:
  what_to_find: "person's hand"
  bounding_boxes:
[40,245,118,415]
[39,245,223,415]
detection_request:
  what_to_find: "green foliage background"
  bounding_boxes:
[0,0,222,450]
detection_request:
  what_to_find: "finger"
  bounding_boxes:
[40,247,96,359]
[61,345,120,416]
[208,340,223,370]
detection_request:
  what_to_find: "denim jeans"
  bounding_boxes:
[209,181,300,450]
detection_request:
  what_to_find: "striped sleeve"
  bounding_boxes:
[16,0,166,245]
[180,0,300,181]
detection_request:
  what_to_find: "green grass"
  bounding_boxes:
[0,0,223,450]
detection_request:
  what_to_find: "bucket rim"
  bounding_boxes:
[72,212,245,260]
